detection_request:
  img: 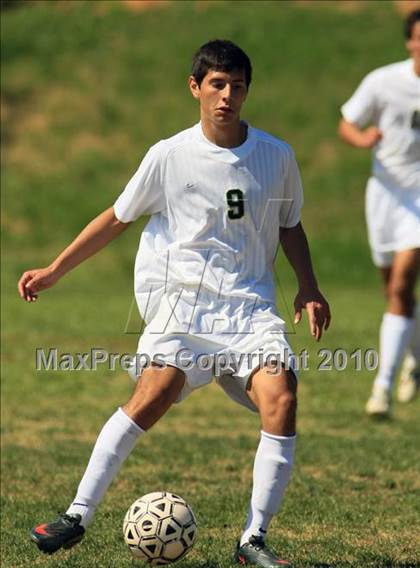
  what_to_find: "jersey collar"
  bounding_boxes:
[406,58,420,82]
[194,121,257,164]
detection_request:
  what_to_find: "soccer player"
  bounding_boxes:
[338,10,420,417]
[19,40,330,567]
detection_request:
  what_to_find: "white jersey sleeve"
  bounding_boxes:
[279,150,304,228]
[341,70,380,127]
[114,142,166,222]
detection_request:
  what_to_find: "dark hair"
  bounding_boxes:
[191,39,252,88]
[404,9,420,39]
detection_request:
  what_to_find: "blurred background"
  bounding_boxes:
[2,2,420,567]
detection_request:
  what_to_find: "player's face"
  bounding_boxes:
[189,69,248,126]
[406,21,420,62]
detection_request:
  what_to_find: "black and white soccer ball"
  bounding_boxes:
[123,491,197,565]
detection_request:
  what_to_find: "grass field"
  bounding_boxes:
[2,1,420,567]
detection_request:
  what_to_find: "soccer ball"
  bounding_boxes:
[123,491,197,565]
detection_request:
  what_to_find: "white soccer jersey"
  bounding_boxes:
[341,59,420,192]
[114,122,303,321]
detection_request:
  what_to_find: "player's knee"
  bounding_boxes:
[265,390,297,422]
[128,383,175,410]
[123,376,182,427]
[278,390,297,415]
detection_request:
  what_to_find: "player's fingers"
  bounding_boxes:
[314,307,326,341]
[23,283,37,301]
[18,272,33,298]
[24,278,37,294]
[315,321,322,341]
[24,287,36,302]
[18,281,26,298]
[307,305,317,338]
[26,275,44,294]
[324,309,332,330]
[294,309,302,325]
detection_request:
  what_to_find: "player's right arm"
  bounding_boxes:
[18,206,130,302]
[338,118,382,149]
[19,140,166,302]
[339,67,383,149]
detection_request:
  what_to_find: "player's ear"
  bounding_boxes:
[188,75,201,100]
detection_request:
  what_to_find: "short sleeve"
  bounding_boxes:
[114,142,166,222]
[279,150,304,228]
[341,70,380,128]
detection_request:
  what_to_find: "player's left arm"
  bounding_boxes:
[279,222,331,341]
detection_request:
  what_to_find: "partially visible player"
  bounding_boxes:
[19,40,330,567]
[338,10,420,416]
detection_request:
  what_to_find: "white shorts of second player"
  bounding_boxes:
[128,287,297,413]
[365,176,420,268]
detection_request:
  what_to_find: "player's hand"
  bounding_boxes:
[18,266,60,302]
[359,126,382,148]
[294,288,331,341]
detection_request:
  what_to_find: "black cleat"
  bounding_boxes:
[234,535,292,567]
[30,513,85,554]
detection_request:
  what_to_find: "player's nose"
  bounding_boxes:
[221,84,233,101]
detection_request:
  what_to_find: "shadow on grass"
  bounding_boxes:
[152,563,420,568]
[172,564,220,568]
[367,414,393,423]
[300,559,420,568]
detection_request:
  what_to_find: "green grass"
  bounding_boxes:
[2,1,419,567]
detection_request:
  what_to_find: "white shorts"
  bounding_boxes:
[128,288,296,413]
[365,177,420,267]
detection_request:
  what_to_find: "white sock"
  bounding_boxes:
[407,304,420,362]
[240,431,296,546]
[374,313,416,392]
[66,407,144,527]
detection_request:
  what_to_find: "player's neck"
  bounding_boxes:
[200,118,247,148]
[414,59,420,77]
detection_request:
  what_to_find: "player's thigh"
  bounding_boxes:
[389,248,420,295]
[379,266,392,289]
[123,364,186,429]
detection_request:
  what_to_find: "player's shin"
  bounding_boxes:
[66,407,144,527]
[240,431,296,546]
[408,303,420,362]
[374,312,416,391]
